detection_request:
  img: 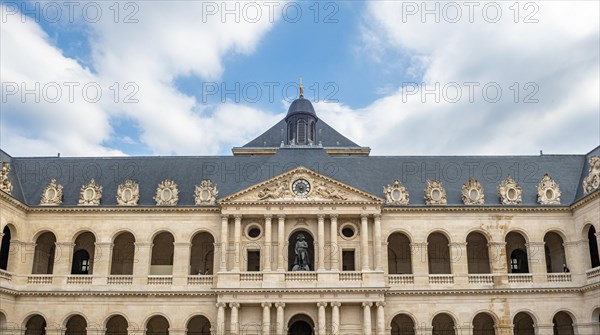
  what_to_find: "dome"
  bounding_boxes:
[285,98,317,120]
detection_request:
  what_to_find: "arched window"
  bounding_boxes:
[472,313,495,335]
[146,316,169,335]
[588,226,600,268]
[186,316,211,335]
[387,233,412,274]
[111,232,136,275]
[427,233,451,274]
[0,226,12,270]
[432,314,455,335]
[544,232,566,273]
[25,315,47,335]
[552,312,574,335]
[391,314,415,335]
[513,312,534,335]
[467,232,491,274]
[505,232,529,274]
[105,315,128,335]
[71,232,95,274]
[151,232,174,275]
[65,315,87,335]
[190,232,215,275]
[297,120,307,144]
[32,232,56,274]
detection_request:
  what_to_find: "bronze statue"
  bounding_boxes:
[292,233,310,271]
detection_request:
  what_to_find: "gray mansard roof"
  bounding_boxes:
[1,146,598,207]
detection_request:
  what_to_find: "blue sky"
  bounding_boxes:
[1,1,599,156]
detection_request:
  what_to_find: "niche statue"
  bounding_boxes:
[292,233,310,271]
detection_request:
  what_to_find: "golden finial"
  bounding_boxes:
[299,76,304,98]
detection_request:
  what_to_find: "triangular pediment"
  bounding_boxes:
[220,167,383,204]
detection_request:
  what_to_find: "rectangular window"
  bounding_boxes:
[342,250,355,271]
[247,250,260,272]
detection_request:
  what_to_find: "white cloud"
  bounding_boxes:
[317,1,599,155]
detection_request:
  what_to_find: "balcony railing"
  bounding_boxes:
[508,274,533,283]
[187,275,213,285]
[147,275,173,285]
[586,266,600,280]
[108,275,133,285]
[387,274,414,285]
[66,275,93,285]
[240,273,263,281]
[468,274,494,284]
[429,274,454,284]
[284,272,317,281]
[547,273,571,282]
[27,275,53,284]
[339,272,362,281]
[0,269,12,281]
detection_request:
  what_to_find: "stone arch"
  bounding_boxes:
[64,315,87,335]
[32,231,56,274]
[0,224,16,271]
[431,312,456,335]
[185,315,211,335]
[150,232,175,275]
[145,315,170,335]
[427,232,451,274]
[544,231,567,273]
[390,313,415,335]
[111,232,136,275]
[288,229,315,271]
[24,314,47,335]
[552,310,575,335]
[472,312,496,335]
[505,231,529,273]
[388,232,412,274]
[512,311,536,335]
[104,315,128,335]
[288,314,315,335]
[190,232,215,275]
[466,231,491,274]
[583,224,600,269]
[71,231,96,274]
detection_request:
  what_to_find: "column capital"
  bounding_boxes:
[94,242,113,247]
[221,214,229,220]
[233,214,242,220]
[55,241,75,247]
[216,302,227,308]
[361,214,370,219]
[361,302,373,308]
[275,302,286,308]
[373,214,382,219]
[330,302,341,308]
[526,241,545,247]
[261,302,272,308]
[487,241,506,247]
[317,214,325,220]
[410,242,428,247]
[174,242,191,247]
[317,302,328,308]
[449,242,467,247]
[277,214,286,220]
[375,301,386,307]
[134,242,153,247]
[229,302,240,309]
[264,214,273,220]
[329,214,338,219]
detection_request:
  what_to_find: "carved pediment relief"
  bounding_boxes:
[195,179,218,205]
[583,156,600,195]
[538,173,560,205]
[117,180,140,206]
[154,179,179,206]
[220,167,382,203]
[40,179,63,206]
[78,179,103,206]
[0,162,13,195]
[424,180,447,205]
[498,175,522,205]
[383,180,409,205]
[462,179,484,205]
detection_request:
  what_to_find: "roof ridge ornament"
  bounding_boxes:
[583,156,600,195]
[0,162,13,195]
[299,76,304,98]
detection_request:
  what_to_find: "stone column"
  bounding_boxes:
[496,324,513,335]
[317,302,327,335]
[330,215,339,271]
[574,322,600,335]
[275,303,285,335]
[93,242,112,284]
[526,242,547,278]
[488,242,508,274]
[277,215,285,271]
[220,215,228,272]
[361,214,370,271]
[173,242,191,284]
[362,302,372,335]
[264,215,272,271]
[375,302,385,335]
[133,242,152,284]
[10,240,29,277]
[230,302,240,335]
[233,215,242,272]
[563,241,583,274]
[373,215,383,271]
[317,215,325,271]
[54,242,74,276]
[262,302,271,335]
[331,302,341,335]
[216,302,226,335]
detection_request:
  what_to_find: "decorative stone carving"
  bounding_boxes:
[383,179,409,205]
[424,180,447,205]
[314,181,347,200]
[0,162,13,194]
[78,179,103,206]
[194,179,218,205]
[154,179,179,206]
[461,179,484,205]
[116,180,139,206]
[498,175,522,205]
[40,179,63,206]
[583,156,600,195]
[258,180,290,200]
[537,173,561,204]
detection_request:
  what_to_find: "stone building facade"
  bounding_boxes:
[0,97,599,335]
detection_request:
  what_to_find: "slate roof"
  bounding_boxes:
[1,146,598,207]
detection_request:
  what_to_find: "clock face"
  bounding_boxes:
[292,179,311,197]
